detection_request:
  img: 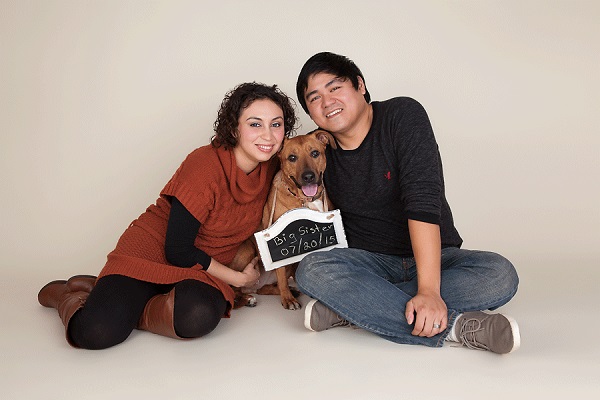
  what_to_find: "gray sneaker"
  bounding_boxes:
[304,299,351,332]
[455,311,521,354]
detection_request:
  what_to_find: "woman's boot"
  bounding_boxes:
[66,274,96,293]
[56,290,89,347]
[137,289,183,339]
[38,275,96,347]
[38,275,97,308]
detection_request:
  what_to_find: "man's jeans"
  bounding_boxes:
[295,247,519,347]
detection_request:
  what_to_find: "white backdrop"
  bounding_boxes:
[1,0,599,280]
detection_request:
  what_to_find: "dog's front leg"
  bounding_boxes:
[229,239,258,308]
[276,266,301,310]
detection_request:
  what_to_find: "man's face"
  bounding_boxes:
[304,72,368,136]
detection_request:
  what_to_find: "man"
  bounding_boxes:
[294,52,520,354]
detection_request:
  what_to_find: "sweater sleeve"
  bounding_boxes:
[396,98,443,225]
[165,197,212,270]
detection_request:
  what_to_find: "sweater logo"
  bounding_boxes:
[384,171,391,180]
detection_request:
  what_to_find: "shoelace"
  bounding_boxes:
[331,319,352,329]
[458,317,490,351]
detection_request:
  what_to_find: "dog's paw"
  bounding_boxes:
[282,297,302,310]
[233,293,257,309]
[246,295,257,307]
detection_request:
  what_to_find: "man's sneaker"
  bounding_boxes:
[304,299,351,332]
[454,311,520,354]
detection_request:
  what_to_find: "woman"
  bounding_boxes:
[38,82,297,349]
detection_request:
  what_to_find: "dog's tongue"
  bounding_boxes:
[302,184,318,197]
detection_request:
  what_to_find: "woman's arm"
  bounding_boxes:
[205,257,259,288]
[165,197,211,269]
[165,197,259,287]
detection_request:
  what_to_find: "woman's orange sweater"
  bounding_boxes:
[97,144,277,315]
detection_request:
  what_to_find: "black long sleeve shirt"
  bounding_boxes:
[324,97,463,257]
[165,197,211,269]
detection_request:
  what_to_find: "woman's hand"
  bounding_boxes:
[235,257,260,288]
[205,256,260,288]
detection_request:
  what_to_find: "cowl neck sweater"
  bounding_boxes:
[97,144,278,315]
[216,145,270,204]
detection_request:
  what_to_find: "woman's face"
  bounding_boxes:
[233,98,285,173]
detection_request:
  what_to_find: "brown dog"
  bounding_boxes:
[229,129,336,310]
[260,129,336,309]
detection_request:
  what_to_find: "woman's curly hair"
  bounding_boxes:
[212,82,298,149]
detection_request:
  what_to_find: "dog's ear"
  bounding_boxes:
[277,137,289,158]
[314,129,337,149]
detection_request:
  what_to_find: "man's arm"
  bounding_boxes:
[404,219,448,337]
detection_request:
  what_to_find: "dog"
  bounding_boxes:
[229,129,336,310]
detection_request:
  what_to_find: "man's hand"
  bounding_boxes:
[405,291,448,337]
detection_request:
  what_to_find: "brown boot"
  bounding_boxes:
[38,280,68,308]
[39,275,96,348]
[67,275,97,293]
[38,275,97,308]
[37,285,89,347]
[57,291,89,347]
[137,289,182,339]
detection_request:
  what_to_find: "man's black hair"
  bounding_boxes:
[296,52,371,114]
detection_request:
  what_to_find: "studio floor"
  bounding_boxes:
[2,253,598,400]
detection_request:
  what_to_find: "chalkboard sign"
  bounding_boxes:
[254,208,348,271]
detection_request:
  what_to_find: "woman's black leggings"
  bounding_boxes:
[68,274,228,350]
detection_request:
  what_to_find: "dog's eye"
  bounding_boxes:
[287,155,297,162]
[310,150,320,158]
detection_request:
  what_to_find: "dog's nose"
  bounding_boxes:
[301,171,316,184]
